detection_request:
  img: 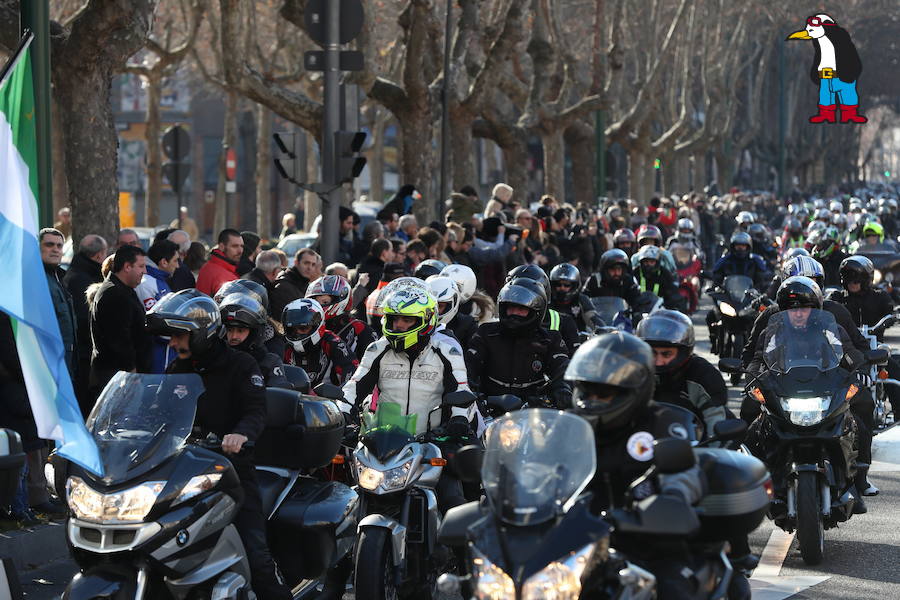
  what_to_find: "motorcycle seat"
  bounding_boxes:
[257,468,288,516]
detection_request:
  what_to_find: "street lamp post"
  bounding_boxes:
[438,0,453,220]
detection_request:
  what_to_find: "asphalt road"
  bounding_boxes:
[17,297,900,599]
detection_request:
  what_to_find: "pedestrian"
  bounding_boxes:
[53,207,72,239]
[185,241,208,279]
[396,214,418,242]
[116,228,141,249]
[89,245,152,398]
[244,249,282,296]
[166,229,196,291]
[357,238,393,294]
[238,231,262,277]
[40,229,77,377]
[279,212,297,240]
[196,228,243,296]
[270,248,321,321]
[136,239,181,373]
[168,206,200,241]
[484,183,514,220]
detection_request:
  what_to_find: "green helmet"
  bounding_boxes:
[811,226,841,259]
[381,283,438,351]
[862,221,884,243]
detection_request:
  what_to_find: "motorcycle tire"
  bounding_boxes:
[796,471,825,565]
[354,528,399,600]
[728,572,752,600]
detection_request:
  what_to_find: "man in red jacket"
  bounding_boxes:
[196,228,243,295]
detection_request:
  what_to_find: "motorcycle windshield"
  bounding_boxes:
[762,309,843,373]
[723,275,753,304]
[671,247,694,268]
[361,401,417,462]
[590,297,629,326]
[482,409,596,526]
[86,372,201,484]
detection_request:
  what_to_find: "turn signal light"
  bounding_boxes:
[879,370,889,380]
[751,387,765,404]
[758,304,767,313]
[332,455,345,464]
[429,458,448,467]
[846,384,859,400]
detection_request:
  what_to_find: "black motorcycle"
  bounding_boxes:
[721,309,888,565]
[707,275,765,384]
[53,372,358,599]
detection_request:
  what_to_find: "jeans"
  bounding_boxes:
[818,78,859,105]
[11,461,28,516]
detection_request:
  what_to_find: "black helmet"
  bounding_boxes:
[839,255,875,289]
[613,228,636,253]
[414,259,447,280]
[747,223,768,245]
[599,249,629,283]
[214,279,269,311]
[218,292,267,348]
[776,276,823,311]
[729,231,752,258]
[146,289,222,356]
[635,309,694,374]
[565,332,655,433]
[550,263,581,304]
[498,278,547,334]
[787,218,803,237]
[506,264,551,297]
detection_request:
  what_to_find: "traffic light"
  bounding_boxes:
[273,132,300,183]
[653,158,662,169]
[333,130,367,183]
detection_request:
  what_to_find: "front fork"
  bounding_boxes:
[786,465,833,521]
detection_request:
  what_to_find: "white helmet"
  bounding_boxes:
[426,275,461,325]
[440,264,476,302]
[282,298,326,353]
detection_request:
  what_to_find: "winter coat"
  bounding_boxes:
[63,253,103,362]
[45,263,77,376]
[195,250,238,296]
[270,268,311,321]
[89,274,153,378]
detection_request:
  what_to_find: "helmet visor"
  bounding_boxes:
[565,345,651,389]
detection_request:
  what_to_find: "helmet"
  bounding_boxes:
[636,224,662,247]
[736,211,755,228]
[441,264,477,302]
[813,199,826,210]
[636,309,695,374]
[213,279,269,310]
[776,276,823,310]
[599,249,629,283]
[218,292,267,347]
[381,285,438,351]
[565,332,655,432]
[305,275,351,319]
[414,259,447,280]
[747,223,768,245]
[862,221,885,242]
[282,298,326,353]
[795,207,810,222]
[814,208,832,222]
[498,278,547,334]
[839,255,875,288]
[783,247,810,260]
[146,289,222,356]
[426,275,460,325]
[613,228,636,252]
[810,226,841,259]
[832,213,848,230]
[786,218,803,237]
[830,200,843,214]
[677,218,695,234]
[888,199,899,211]
[549,263,581,305]
[782,256,825,289]
[729,231,752,258]
[506,264,551,298]
[635,245,662,271]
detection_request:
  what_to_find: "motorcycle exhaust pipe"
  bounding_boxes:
[787,481,797,519]
[821,480,831,517]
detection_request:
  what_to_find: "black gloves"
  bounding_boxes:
[445,415,473,439]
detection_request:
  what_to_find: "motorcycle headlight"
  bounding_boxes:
[522,543,596,600]
[173,473,223,506]
[66,476,165,523]
[719,302,737,317]
[779,397,829,426]
[355,459,412,492]
[874,269,883,284]
[472,549,515,600]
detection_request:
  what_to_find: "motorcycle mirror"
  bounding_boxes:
[313,383,344,401]
[283,365,311,393]
[711,419,748,442]
[453,444,484,483]
[718,358,743,374]
[653,438,695,474]
[443,390,477,408]
[486,394,524,414]
[866,348,890,366]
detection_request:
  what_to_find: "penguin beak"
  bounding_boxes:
[786,29,812,40]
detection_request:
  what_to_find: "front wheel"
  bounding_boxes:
[796,471,825,565]
[354,528,399,600]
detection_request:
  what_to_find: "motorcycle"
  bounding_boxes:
[590,296,633,332]
[707,275,764,385]
[720,310,889,565]
[351,391,478,600]
[672,246,703,314]
[53,372,358,599]
[858,313,899,429]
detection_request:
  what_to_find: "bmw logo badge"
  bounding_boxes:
[176,530,190,546]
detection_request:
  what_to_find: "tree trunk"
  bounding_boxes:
[541,129,565,201]
[215,90,238,235]
[369,110,387,204]
[693,150,708,192]
[451,118,476,193]
[628,149,652,205]
[144,71,163,227]
[566,124,595,206]
[255,105,272,238]
[50,95,68,217]
[662,153,675,198]
[398,111,436,224]
[672,153,689,196]
[715,145,733,192]
[501,138,528,205]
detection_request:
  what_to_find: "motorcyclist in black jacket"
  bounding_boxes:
[505,264,580,355]
[147,290,292,600]
[583,249,642,306]
[549,262,599,332]
[217,292,292,389]
[634,245,684,311]
[466,277,571,408]
[567,332,709,600]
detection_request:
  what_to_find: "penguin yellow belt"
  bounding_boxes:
[818,68,836,79]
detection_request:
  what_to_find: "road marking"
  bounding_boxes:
[749,529,830,599]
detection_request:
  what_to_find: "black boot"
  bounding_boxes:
[857,463,879,496]
[317,556,352,600]
[852,466,868,514]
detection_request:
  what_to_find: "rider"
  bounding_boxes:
[583,249,642,306]
[214,278,284,356]
[305,275,376,361]
[466,277,571,408]
[505,264,580,355]
[146,290,292,600]
[613,228,638,257]
[426,275,477,351]
[808,226,846,286]
[632,224,677,278]
[634,245,684,311]
[281,298,358,387]
[636,310,729,438]
[748,223,777,267]
[780,218,805,256]
[665,218,704,256]
[566,332,709,599]
[549,262,599,332]
[217,292,291,389]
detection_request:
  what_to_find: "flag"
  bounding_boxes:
[0,34,102,476]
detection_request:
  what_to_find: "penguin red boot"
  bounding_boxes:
[809,104,837,123]
[840,105,868,123]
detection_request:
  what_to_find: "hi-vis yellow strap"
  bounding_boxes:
[548,309,561,331]
[639,272,660,296]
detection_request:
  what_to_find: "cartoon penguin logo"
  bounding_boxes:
[787,14,866,125]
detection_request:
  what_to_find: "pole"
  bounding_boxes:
[438,0,453,220]
[20,0,52,229]
[320,0,343,265]
[595,110,606,200]
[777,37,785,200]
